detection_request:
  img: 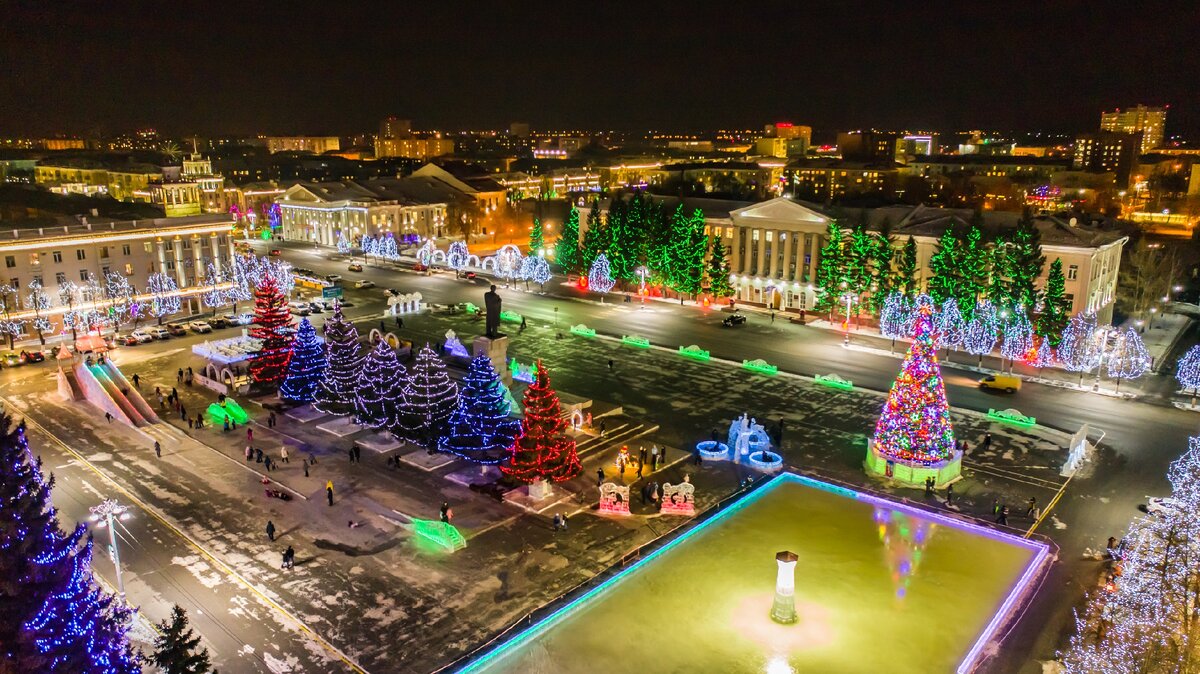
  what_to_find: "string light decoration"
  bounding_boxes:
[438,354,522,464]
[588,253,616,295]
[378,234,399,261]
[279,318,327,403]
[530,255,552,289]
[879,292,913,340]
[501,361,582,483]
[1000,306,1034,363]
[447,240,470,272]
[248,272,294,386]
[871,305,957,465]
[314,303,364,416]
[1060,436,1200,672]
[335,231,351,254]
[1107,327,1151,383]
[1058,312,1102,374]
[146,272,181,323]
[963,299,999,358]
[397,344,459,447]
[103,271,140,327]
[0,415,140,671]
[934,297,965,349]
[1029,336,1057,370]
[353,340,408,430]
[1177,345,1200,406]
[24,280,53,343]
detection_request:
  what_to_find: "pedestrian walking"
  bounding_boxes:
[561,513,568,532]
[281,447,289,463]
[188,417,194,429]
[177,368,184,384]
[245,446,253,461]
[159,395,166,411]
[247,427,253,443]
[770,311,775,323]
[650,445,659,471]
[132,373,140,388]
[552,513,561,532]
[354,445,361,462]
[636,460,643,479]
[256,447,263,463]
[1025,497,1038,518]
[395,316,403,330]
[266,520,276,541]
[639,446,647,468]
[597,467,605,487]
[992,499,1000,516]
[945,483,954,506]
[326,481,334,506]
[180,405,187,421]
[349,447,355,463]
[264,457,272,471]
[269,411,276,428]
[187,366,193,380]
[303,460,309,477]
[997,505,1009,526]
[105,411,113,423]
[283,545,295,569]
[194,415,203,429]
[520,316,527,331]
[982,432,992,451]
[925,476,934,496]
[171,386,177,401]
[656,445,664,469]
[154,441,161,457]
[379,320,386,334]
[607,359,614,372]
[599,419,606,438]
[440,502,452,523]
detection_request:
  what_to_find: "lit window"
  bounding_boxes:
[1067,265,1078,280]
[124,263,133,275]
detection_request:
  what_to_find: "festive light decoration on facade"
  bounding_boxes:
[963,299,999,357]
[248,273,294,386]
[1107,327,1151,382]
[354,340,408,430]
[1000,306,1034,363]
[872,305,957,465]
[438,354,522,463]
[502,361,582,483]
[279,318,327,403]
[934,297,965,349]
[146,272,181,322]
[397,344,459,447]
[0,415,140,671]
[588,253,616,295]
[1058,312,1102,373]
[879,292,913,340]
[447,240,470,271]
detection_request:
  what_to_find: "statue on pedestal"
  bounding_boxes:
[484,285,503,338]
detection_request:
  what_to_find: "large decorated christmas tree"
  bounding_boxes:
[314,303,364,416]
[398,345,459,447]
[0,414,141,672]
[867,304,959,485]
[249,272,294,386]
[279,318,327,403]
[354,341,408,430]
[439,354,522,464]
[502,361,581,483]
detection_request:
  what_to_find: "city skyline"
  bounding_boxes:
[3,3,1197,138]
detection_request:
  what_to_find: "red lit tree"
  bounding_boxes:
[501,361,581,483]
[249,273,294,386]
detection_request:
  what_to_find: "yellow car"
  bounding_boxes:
[979,374,1021,393]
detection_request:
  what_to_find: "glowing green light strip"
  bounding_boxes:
[569,324,596,338]
[677,346,710,361]
[621,335,650,348]
[814,374,854,391]
[413,518,467,552]
[741,359,778,376]
[987,408,1036,428]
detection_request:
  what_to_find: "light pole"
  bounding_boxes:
[89,499,131,599]
[636,266,648,307]
[840,291,856,347]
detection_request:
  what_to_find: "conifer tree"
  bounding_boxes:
[674,209,708,297]
[707,239,735,299]
[313,303,363,416]
[528,217,544,254]
[605,197,639,282]
[555,205,581,273]
[845,223,875,296]
[1008,209,1045,311]
[926,228,960,309]
[813,221,847,312]
[1036,258,1071,346]
[646,203,674,280]
[897,235,918,295]
[398,344,459,447]
[279,317,327,403]
[152,605,212,674]
[959,226,991,314]
[501,362,581,483]
[354,341,408,431]
[439,354,522,464]
[249,272,294,386]
[0,414,141,673]
[868,221,896,313]
[580,198,608,271]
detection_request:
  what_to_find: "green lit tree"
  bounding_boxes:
[845,223,874,296]
[1008,209,1045,311]
[868,218,896,313]
[668,208,707,298]
[580,198,608,271]
[1036,258,1071,345]
[152,605,213,674]
[555,205,581,273]
[604,197,639,283]
[813,220,847,313]
[529,217,544,255]
[647,204,680,283]
[959,226,991,314]
[926,229,960,307]
[896,235,918,295]
[707,239,735,299]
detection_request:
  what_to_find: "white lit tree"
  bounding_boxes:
[1059,312,1102,385]
[25,280,53,345]
[1106,326,1150,391]
[963,299,999,365]
[1000,305,1034,369]
[146,272,181,325]
[103,271,140,328]
[934,297,966,355]
[879,292,912,351]
[1177,345,1200,408]
[447,240,470,273]
[588,253,616,296]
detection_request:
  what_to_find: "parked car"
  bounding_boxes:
[188,321,213,334]
[347,263,363,272]
[147,326,171,340]
[19,350,45,364]
[412,263,428,272]
[307,302,325,314]
[208,316,231,329]
[464,271,477,280]
[129,329,155,343]
[722,313,747,327]
[287,301,311,316]
[118,334,141,346]
[355,279,375,289]
[269,249,282,256]
[166,324,187,336]
[2,352,23,367]
[978,374,1021,393]
[325,274,342,283]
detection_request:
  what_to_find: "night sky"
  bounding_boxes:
[3,2,1198,138]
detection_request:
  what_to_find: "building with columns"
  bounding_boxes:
[276,178,454,246]
[0,213,236,332]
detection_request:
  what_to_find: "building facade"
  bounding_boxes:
[375,137,455,160]
[1100,105,1166,154]
[0,214,236,332]
[276,179,450,247]
[265,136,341,155]
[1073,131,1140,186]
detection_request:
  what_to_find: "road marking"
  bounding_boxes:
[1026,472,1075,538]
[4,397,367,673]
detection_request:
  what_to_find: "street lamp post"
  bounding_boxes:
[636,266,648,307]
[840,291,856,347]
[89,499,131,599]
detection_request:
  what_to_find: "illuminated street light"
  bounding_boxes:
[89,499,132,598]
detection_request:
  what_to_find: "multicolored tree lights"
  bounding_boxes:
[501,361,581,483]
[871,305,957,465]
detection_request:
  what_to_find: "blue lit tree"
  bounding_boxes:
[934,297,965,354]
[279,318,327,403]
[588,253,616,296]
[438,354,522,464]
[0,414,141,673]
[1000,306,1034,368]
[314,303,363,416]
[963,299,999,365]
[1177,345,1200,407]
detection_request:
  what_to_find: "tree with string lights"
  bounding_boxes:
[963,299,999,364]
[279,318,327,403]
[879,292,912,348]
[934,297,966,355]
[1036,258,1071,345]
[1106,326,1150,391]
[707,240,735,300]
[1059,312,1102,385]
[25,280,53,345]
[556,205,581,273]
[313,303,363,416]
[439,354,522,464]
[354,341,408,430]
[398,344,459,447]
[146,272,181,325]
[1177,345,1200,408]
[1000,306,1034,369]
[502,361,581,483]
[588,253,616,296]
[0,413,141,673]
[248,272,294,387]
[529,217,544,255]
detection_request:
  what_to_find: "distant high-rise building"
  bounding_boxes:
[837,130,900,162]
[380,116,412,140]
[1073,131,1139,185]
[265,136,341,155]
[509,122,531,138]
[1100,105,1166,154]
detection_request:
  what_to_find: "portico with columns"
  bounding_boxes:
[721,198,831,311]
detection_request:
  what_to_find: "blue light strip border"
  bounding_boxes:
[455,471,1052,674]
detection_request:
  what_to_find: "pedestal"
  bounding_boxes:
[864,440,962,488]
[473,335,510,384]
[527,478,553,501]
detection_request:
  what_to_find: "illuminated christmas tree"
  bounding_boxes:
[0,414,140,672]
[706,240,735,299]
[502,361,581,483]
[354,341,408,430]
[872,305,957,465]
[529,217,544,254]
[439,354,522,464]
[279,318,327,403]
[1177,345,1200,407]
[398,344,459,447]
[146,272,181,325]
[556,205,581,273]
[879,292,913,342]
[588,253,616,295]
[313,303,363,416]
[249,272,294,386]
